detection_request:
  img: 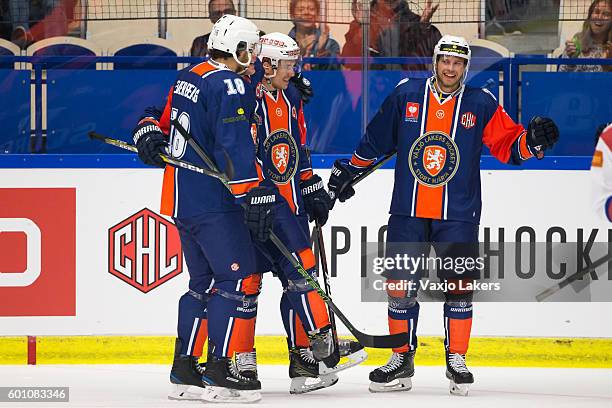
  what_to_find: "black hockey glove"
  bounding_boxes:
[133,121,168,168]
[290,72,314,104]
[301,174,332,226]
[328,159,358,207]
[244,183,279,242]
[526,116,559,160]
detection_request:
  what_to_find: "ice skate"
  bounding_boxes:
[446,352,473,396]
[288,343,338,394]
[201,354,262,403]
[368,351,415,393]
[236,349,258,380]
[168,338,206,400]
[319,338,368,375]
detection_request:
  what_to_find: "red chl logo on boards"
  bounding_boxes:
[0,188,76,316]
[405,102,420,122]
[108,208,182,293]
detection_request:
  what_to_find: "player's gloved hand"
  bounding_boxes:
[133,120,168,168]
[328,159,358,208]
[290,72,314,104]
[301,174,332,226]
[526,116,559,160]
[244,183,279,242]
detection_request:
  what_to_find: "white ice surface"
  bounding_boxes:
[0,364,611,407]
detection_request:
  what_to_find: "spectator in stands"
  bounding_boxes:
[341,0,441,71]
[190,0,236,57]
[9,0,75,49]
[560,0,611,72]
[288,0,340,70]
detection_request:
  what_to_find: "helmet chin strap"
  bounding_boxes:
[233,50,252,74]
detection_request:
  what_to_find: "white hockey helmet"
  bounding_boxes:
[207,14,261,69]
[432,35,471,85]
[258,32,301,74]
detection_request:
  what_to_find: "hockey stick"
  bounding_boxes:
[535,252,612,302]
[171,118,408,349]
[351,153,395,188]
[329,153,396,204]
[314,221,338,344]
[87,132,226,181]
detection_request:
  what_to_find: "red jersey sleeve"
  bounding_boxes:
[481,92,532,164]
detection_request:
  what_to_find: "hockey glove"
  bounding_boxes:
[526,116,559,160]
[301,174,332,226]
[133,121,168,168]
[290,72,314,104]
[328,159,358,206]
[244,183,279,242]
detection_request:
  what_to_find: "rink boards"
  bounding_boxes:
[0,167,611,364]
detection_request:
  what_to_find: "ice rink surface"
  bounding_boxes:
[1,364,611,407]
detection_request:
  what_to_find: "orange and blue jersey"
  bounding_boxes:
[351,76,533,224]
[254,82,312,216]
[151,60,261,218]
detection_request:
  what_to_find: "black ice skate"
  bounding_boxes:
[446,352,474,396]
[368,351,415,393]
[236,349,258,380]
[201,354,262,403]
[319,338,368,376]
[288,342,338,394]
[168,338,206,400]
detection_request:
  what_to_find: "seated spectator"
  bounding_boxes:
[288,0,340,70]
[341,0,441,71]
[9,0,76,49]
[560,0,611,72]
[190,0,236,57]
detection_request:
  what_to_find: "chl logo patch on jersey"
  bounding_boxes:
[409,131,460,187]
[405,102,420,122]
[263,129,299,184]
[461,112,476,130]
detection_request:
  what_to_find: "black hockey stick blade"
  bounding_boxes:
[535,252,612,302]
[326,300,409,348]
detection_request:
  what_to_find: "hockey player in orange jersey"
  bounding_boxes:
[252,32,367,394]
[328,35,560,396]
